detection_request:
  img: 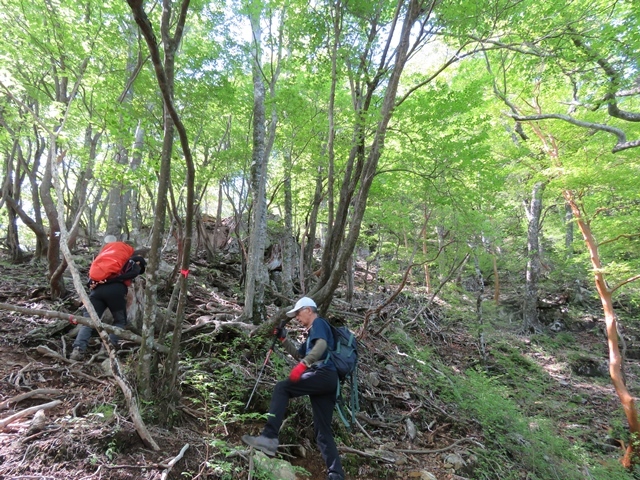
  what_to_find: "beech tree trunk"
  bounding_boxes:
[1,144,24,263]
[243,6,269,324]
[564,202,573,257]
[281,152,295,299]
[522,181,545,333]
[41,147,67,299]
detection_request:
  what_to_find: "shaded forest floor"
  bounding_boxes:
[0,257,636,479]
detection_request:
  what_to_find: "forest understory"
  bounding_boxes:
[0,253,637,480]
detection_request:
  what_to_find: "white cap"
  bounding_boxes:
[104,235,117,244]
[286,297,317,318]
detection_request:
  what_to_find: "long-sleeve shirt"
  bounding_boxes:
[281,317,336,370]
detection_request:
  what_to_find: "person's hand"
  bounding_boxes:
[273,326,287,342]
[289,362,307,382]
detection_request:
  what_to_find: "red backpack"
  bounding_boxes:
[89,242,134,282]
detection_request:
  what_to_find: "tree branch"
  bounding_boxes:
[0,302,169,354]
[598,232,640,247]
[507,112,640,153]
[609,275,640,295]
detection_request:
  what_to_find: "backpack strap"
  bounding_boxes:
[334,370,360,431]
[334,379,351,430]
[350,369,359,425]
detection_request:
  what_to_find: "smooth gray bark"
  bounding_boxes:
[522,181,545,333]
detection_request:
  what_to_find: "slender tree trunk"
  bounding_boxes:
[67,126,100,250]
[1,144,24,262]
[129,0,176,401]
[313,0,429,314]
[436,225,446,281]
[493,254,500,304]
[564,202,573,257]
[243,2,284,322]
[138,111,174,400]
[243,5,269,324]
[303,169,324,286]
[106,147,128,237]
[41,145,66,299]
[473,254,487,364]
[345,255,354,303]
[128,122,145,238]
[127,0,196,415]
[564,190,640,468]
[422,206,431,293]
[281,153,294,299]
[324,0,342,250]
[522,181,545,333]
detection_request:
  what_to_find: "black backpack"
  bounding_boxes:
[328,324,358,380]
[328,323,359,430]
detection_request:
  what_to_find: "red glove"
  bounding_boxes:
[289,362,308,382]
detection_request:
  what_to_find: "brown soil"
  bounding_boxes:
[0,260,628,479]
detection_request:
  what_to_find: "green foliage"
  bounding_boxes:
[88,403,116,422]
[531,331,575,350]
[182,338,271,424]
[197,439,253,479]
[452,368,632,480]
[104,439,119,462]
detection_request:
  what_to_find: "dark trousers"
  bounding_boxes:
[73,282,128,350]
[263,367,345,478]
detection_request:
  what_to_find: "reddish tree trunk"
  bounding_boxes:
[564,190,640,467]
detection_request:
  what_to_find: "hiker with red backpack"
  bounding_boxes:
[70,236,146,361]
[242,297,345,480]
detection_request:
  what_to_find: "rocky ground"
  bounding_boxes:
[0,258,632,479]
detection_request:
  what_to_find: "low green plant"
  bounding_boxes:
[89,403,116,421]
[452,368,633,480]
[105,439,118,461]
[531,331,575,349]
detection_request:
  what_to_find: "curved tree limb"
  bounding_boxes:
[610,274,640,295]
[568,28,640,123]
[126,0,196,407]
[508,112,640,153]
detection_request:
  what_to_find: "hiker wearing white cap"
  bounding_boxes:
[242,296,345,480]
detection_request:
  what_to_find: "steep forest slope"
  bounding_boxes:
[0,252,638,480]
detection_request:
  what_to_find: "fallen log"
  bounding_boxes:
[0,400,62,429]
[0,388,61,411]
[0,302,169,354]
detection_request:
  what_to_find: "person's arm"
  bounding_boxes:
[288,338,328,382]
[106,261,141,283]
[281,337,328,363]
[301,338,327,366]
[281,338,300,359]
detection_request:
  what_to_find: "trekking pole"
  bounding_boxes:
[245,319,287,410]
